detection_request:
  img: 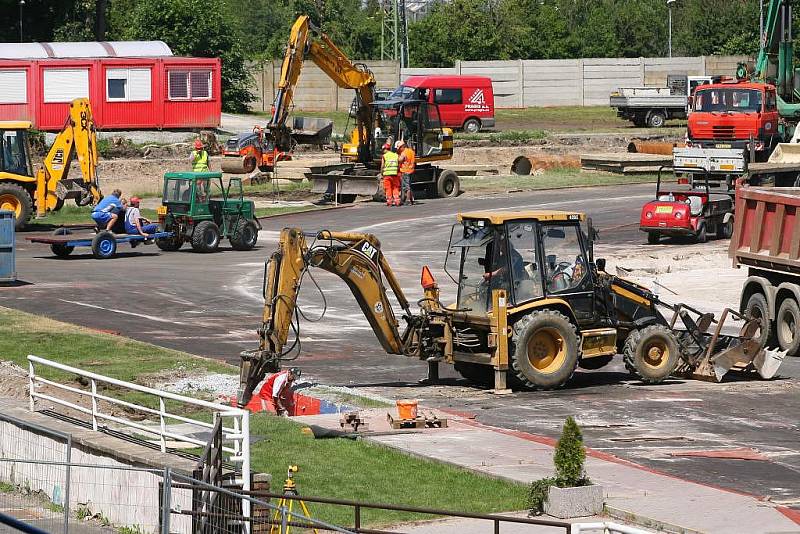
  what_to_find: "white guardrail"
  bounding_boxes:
[26,354,251,510]
[571,522,654,534]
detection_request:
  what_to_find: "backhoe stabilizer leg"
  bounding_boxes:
[753,347,787,379]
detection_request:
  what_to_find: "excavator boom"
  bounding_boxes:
[237,228,415,406]
[268,15,376,156]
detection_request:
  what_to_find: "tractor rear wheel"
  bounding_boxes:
[0,183,32,230]
[191,221,221,253]
[230,220,258,251]
[623,325,680,383]
[511,310,580,389]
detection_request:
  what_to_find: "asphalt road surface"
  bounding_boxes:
[3,183,799,506]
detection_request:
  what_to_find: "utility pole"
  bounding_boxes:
[381,0,410,69]
[760,0,765,47]
[667,0,675,58]
[18,0,24,43]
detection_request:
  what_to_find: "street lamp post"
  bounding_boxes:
[18,0,25,43]
[667,0,675,58]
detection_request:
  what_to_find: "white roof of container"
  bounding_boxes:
[0,41,173,59]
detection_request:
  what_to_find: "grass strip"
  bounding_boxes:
[461,168,657,192]
[0,307,527,526]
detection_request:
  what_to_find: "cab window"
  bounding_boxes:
[506,222,542,304]
[541,224,588,294]
[163,178,192,203]
[766,90,777,112]
[0,130,29,176]
[421,104,445,158]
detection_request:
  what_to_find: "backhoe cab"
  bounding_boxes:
[236,210,783,408]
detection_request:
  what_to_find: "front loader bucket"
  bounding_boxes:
[768,143,800,164]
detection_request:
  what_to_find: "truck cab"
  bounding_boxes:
[687,82,779,159]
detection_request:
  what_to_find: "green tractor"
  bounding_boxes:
[155,171,261,253]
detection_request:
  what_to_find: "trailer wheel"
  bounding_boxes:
[776,297,800,356]
[0,183,32,230]
[647,232,660,245]
[744,292,772,350]
[624,325,680,383]
[91,231,117,259]
[511,310,580,389]
[50,228,74,258]
[647,111,666,128]
[191,221,221,253]
[230,220,259,251]
[718,217,734,239]
[578,354,614,370]
[436,170,460,198]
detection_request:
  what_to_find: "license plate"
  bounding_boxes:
[655,206,673,214]
[157,206,167,215]
[720,164,735,170]
[716,143,732,149]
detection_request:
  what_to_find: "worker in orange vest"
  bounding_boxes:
[381,142,401,206]
[257,367,301,416]
[397,139,416,206]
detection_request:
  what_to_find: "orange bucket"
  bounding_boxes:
[396,399,418,420]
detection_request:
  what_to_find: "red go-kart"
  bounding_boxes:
[640,168,734,244]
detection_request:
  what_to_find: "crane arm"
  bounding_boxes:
[35,98,101,216]
[269,15,376,152]
[237,227,414,406]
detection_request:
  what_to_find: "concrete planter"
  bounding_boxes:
[544,484,604,519]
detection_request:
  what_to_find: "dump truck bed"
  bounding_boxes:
[729,186,800,273]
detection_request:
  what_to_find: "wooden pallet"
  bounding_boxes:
[339,411,370,432]
[386,413,448,429]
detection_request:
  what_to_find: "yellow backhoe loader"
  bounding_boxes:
[0,98,101,229]
[236,210,784,407]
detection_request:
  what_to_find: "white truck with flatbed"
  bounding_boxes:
[610,75,713,128]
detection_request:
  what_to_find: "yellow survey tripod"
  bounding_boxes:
[270,465,318,534]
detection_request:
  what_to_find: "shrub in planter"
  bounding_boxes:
[527,416,599,517]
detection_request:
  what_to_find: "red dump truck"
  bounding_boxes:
[731,186,800,356]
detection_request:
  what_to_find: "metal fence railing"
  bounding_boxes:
[26,354,251,504]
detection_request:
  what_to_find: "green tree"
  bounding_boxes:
[122,0,253,112]
[553,416,587,486]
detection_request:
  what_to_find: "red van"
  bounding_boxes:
[392,75,495,133]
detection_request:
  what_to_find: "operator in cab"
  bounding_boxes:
[189,140,211,172]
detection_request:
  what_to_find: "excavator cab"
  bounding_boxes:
[370,99,453,163]
[0,124,33,178]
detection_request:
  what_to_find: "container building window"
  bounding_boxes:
[0,70,27,104]
[43,69,89,103]
[168,70,212,100]
[106,68,152,102]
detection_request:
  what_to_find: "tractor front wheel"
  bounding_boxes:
[511,310,580,389]
[230,220,259,251]
[191,221,221,253]
[0,183,32,230]
[623,325,680,383]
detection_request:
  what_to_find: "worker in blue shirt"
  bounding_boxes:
[91,188,123,231]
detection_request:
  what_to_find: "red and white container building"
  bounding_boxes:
[0,41,221,130]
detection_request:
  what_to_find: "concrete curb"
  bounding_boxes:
[604,505,705,534]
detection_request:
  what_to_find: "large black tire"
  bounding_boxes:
[776,297,800,357]
[647,232,660,245]
[191,221,221,253]
[623,325,680,383]
[230,220,258,251]
[647,111,666,128]
[156,231,183,251]
[744,292,773,350]
[622,329,641,376]
[718,217,734,240]
[91,231,117,259]
[436,170,460,198]
[337,193,357,204]
[463,118,481,134]
[0,183,33,230]
[578,354,614,370]
[696,223,707,243]
[510,310,580,389]
[50,228,74,258]
[453,362,493,387]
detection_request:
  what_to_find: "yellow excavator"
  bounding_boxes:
[0,98,102,229]
[236,210,784,407]
[230,15,457,202]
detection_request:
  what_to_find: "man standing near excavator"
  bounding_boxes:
[258,367,301,416]
[189,140,211,172]
[397,139,416,205]
[381,142,401,206]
